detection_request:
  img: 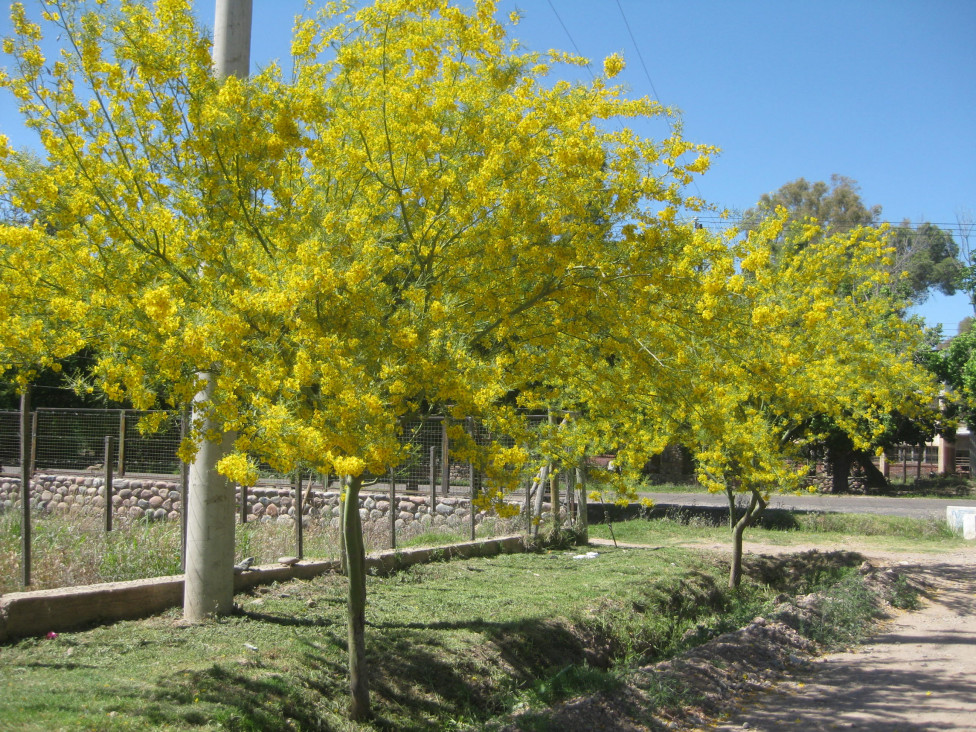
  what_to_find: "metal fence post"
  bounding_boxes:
[429,446,436,507]
[240,482,248,525]
[20,388,32,587]
[117,411,127,477]
[467,418,476,542]
[388,468,396,550]
[29,409,37,476]
[103,435,114,532]
[295,470,304,559]
[440,417,450,496]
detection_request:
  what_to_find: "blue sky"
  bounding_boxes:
[3,0,974,331]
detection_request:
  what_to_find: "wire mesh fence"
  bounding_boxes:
[33,409,129,473]
[386,414,549,495]
[0,409,184,476]
[1,407,581,593]
[5,405,962,489]
[1,409,560,488]
[0,410,19,468]
[121,411,183,475]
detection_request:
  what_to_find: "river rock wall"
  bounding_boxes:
[0,474,499,531]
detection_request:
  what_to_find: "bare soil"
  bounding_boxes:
[520,541,976,731]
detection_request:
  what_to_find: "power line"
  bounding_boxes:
[545,0,589,72]
[613,0,664,120]
[613,0,705,204]
[688,215,975,236]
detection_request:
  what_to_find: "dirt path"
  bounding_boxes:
[710,545,976,732]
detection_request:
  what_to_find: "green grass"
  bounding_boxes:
[0,542,876,731]
[589,509,965,552]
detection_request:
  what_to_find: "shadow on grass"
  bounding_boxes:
[125,551,877,731]
[145,660,341,731]
[364,616,613,729]
[235,607,339,629]
[133,614,613,731]
[874,474,975,499]
[745,550,865,593]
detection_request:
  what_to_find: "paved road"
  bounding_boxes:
[640,491,976,520]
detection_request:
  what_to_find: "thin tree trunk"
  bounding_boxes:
[532,465,548,539]
[342,474,370,721]
[547,412,558,535]
[729,489,766,589]
[549,463,559,535]
[575,463,588,544]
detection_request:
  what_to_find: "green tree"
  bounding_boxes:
[743,175,961,302]
[927,331,976,425]
[741,174,880,242]
[889,220,961,303]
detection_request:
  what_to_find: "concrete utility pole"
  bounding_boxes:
[183,0,252,623]
[212,0,252,79]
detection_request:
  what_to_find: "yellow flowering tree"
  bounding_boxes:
[1,0,718,717]
[552,207,936,588]
[0,151,87,386]
[667,213,936,587]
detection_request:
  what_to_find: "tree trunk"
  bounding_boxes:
[342,474,370,721]
[549,463,560,535]
[729,489,766,589]
[575,464,588,544]
[853,451,889,491]
[829,448,853,493]
[532,465,548,539]
[547,412,557,535]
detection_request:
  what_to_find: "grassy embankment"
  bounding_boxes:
[1,509,957,730]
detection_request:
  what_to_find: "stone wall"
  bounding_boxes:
[0,474,499,533]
